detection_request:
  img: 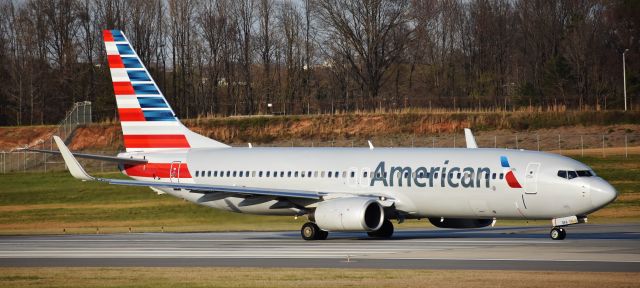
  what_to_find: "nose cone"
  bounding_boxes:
[590,179,618,209]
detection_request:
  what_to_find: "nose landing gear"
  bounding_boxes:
[549,215,587,240]
[550,227,566,240]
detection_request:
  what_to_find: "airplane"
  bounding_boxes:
[35,30,618,241]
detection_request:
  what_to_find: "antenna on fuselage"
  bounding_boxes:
[464,128,478,149]
[368,140,374,150]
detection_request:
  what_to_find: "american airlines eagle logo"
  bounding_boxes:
[500,156,522,188]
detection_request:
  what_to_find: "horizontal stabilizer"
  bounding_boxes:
[53,135,322,200]
[21,147,147,164]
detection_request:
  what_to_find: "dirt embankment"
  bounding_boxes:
[1,111,639,151]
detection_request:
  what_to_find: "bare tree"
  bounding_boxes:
[316,0,412,105]
[233,0,255,114]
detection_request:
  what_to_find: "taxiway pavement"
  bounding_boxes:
[1,224,639,271]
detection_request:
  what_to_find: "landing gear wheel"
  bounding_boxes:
[367,219,394,238]
[550,227,566,240]
[301,222,328,240]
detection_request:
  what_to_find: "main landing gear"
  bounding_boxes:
[301,222,328,240]
[367,219,394,238]
[550,227,567,240]
[300,219,395,240]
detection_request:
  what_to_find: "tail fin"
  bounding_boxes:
[102,29,228,151]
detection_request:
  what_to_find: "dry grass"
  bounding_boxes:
[0,267,638,288]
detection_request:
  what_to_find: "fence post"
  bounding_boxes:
[558,134,561,155]
[581,135,584,157]
[602,135,605,158]
[494,135,497,148]
[515,134,519,149]
[536,134,540,151]
[625,135,628,159]
[432,137,435,148]
[453,135,456,148]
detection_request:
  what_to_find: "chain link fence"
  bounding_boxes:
[5,132,636,174]
[1,101,92,173]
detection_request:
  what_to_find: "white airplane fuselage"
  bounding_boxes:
[119,147,617,220]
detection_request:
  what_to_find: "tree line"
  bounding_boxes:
[0,0,638,126]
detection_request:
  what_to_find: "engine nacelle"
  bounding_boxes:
[313,197,384,232]
[428,217,493,229]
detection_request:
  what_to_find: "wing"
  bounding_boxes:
[52,136,322,200]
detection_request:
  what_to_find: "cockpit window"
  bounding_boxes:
[558,170,594,180]
[577,170,594,177]
[557,171,567,179]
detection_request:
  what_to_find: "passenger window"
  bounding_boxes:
[434,173,438,179]
[220,171,225,178]
[281,171,285,177]
[568,171,578,179]
[259,171,263,177]
[195,171,199,177]
[335,171,339,177]
[295,171,299,177]
[492,173,496,179]
[314,171,318,177]
[499,173,503,180]
[288,171,292,177]
[328,172,332,178]
[239,171,243,177]
[301,171,305,178]
[233,171,237,177]
[342,171,346,178]
[266,171,270,177]
[309,171,313,177]
[351,171,356,178]
[321,171,325,177]
[363,171,368,178]
[214,171,218,177]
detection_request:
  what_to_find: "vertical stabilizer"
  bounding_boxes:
[103,29,228,151]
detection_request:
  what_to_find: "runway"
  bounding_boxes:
[1,224,639,271]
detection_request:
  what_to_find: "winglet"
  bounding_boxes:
[53,136,95,181]
[464,128,478,149]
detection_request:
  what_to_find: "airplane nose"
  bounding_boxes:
[590,179,618,209]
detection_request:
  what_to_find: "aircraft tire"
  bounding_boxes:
[550,227,566,240]
[301,222,325,240]
[367,219,394,238]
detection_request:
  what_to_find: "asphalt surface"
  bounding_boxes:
[1,224,639,271]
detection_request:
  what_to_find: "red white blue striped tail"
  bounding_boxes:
[103,29,228,152]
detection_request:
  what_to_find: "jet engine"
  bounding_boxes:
[428,217,493,228]
[312,197,384,231]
